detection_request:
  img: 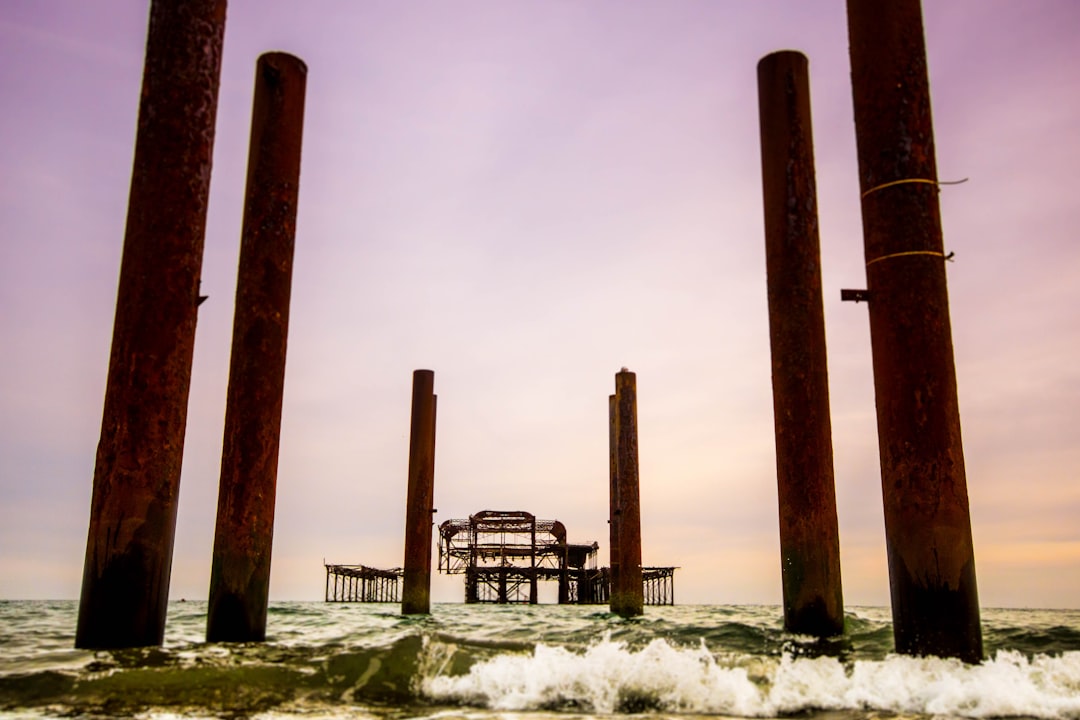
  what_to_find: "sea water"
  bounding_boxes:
[1,601,1078,719]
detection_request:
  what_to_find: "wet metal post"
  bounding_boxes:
[206,52,308,642]
[76,0,227,649]
[402,370,437,615]
[610,370,643,617]
[757,51,845,637]
[847,0,982,661]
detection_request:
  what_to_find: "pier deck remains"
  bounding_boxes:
[324,564,403,603]
[439,510,675,605]
[325,510,676,605]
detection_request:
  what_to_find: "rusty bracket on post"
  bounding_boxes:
[841,289,870,303]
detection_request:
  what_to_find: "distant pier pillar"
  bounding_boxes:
[610,369,643,617]
[607,394,622,600]
[757,50,845,637]
[847,0,982,661]
[76,0,227,649]
[206,52,307,643]
[402,370,437,615]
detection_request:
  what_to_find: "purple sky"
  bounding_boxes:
[1,0,1078,608]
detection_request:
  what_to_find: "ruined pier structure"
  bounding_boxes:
[325,565,403,603]
[386,370,666,615]
[78,0,980,661]
[434,510,676,606]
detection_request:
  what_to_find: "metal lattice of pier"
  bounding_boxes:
[643,567,677,605]
[324,564,403,602]
[438,509,676,605]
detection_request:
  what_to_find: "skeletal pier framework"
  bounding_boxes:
[324,564,403,603]
[327,510,676,605]
[439,510,602,604]
[440,510,676,605]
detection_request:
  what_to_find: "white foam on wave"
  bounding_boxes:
[422,637,1080,718]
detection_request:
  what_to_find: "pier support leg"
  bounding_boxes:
[402,370,437,615]
[847,0,982,662]
[206,52,307,643]
[757,50,845,638]
[607,394,622,603]
[610,370,643,617]
[76,0,226,650]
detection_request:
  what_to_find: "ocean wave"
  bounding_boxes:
[422,636,1080,719]
[3,603,1079,719]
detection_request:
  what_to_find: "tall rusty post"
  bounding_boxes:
[402,370,437,615]
[607,394,622,600]
[610,369,643,617]
[757,51,845,637]
[206,52,307,643]
[847,0,982,661]
[75,0,227,649]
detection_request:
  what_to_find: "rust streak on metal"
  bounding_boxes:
[848,0,982,662]
[402,370,437,615]
[206,52,308,643]
[76,0,227,650]
[757,50,844,637]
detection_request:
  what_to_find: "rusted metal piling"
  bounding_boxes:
[607,394,622,603]
[402,370,437,615]
[206,52,307,643]
[610,370,643,617]
[847,0,982,662]
[75,0,227,650]
[757,50,845,637]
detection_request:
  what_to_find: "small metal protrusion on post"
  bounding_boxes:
[841,289,870,303]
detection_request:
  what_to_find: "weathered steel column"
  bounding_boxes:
[402,370,437,615]
[847,0,982,662]
[610,369,643,617]
[607,394,622,602]
[76,0,227,650]
[757,50,845,638]
[206,52,307,643]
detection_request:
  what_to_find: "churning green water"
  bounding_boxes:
[1,601,1079,719]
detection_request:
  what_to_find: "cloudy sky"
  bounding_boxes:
[1,1,1078,609]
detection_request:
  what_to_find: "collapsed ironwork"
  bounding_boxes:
[324,564,403,602]
[439,510,676,605]
[324,510,676,605]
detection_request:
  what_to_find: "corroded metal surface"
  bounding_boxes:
[76,0,227,650]
[206,52,308,643]
[757,50,844,637]
[611,370,643,617]
[847,0,982,662]
[402,370,437,615]
[607,395,622,600]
